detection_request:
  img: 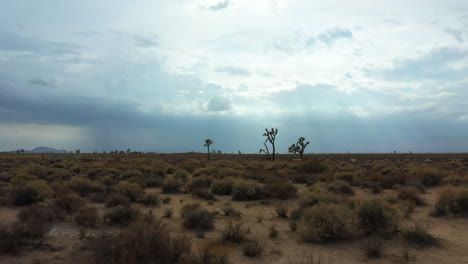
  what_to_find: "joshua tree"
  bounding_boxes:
[260,128,278,161]
[288,137,310,160]
[204,139,213,160]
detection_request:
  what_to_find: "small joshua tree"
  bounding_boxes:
[204,139,213,160]
[288,137,310,160]
[260,128,278,161]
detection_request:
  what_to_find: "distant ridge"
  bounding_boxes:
[7,146,69,153]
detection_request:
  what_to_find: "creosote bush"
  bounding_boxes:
[327,180,354,195]
[17,205,55,238]
[433,186,468,216]
[300,186,338,208]
[231,179,265,201]
[398,186,424,205]
[75,206,99,227]
[299,203,358,242]
[113,181,143,201]
[105,194,131,207]
[55,193,86,213]
[243,240,264,257]
[93,221,192,264]
[162,177,183,193]
[222,221,249,243]
[104,205,139,226]
[401,223,439,248]
[355,199,400,235]
[181,203,215,230]
[211,179,233,195]
[265,182,297,200]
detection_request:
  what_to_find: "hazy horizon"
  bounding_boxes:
[1,1,468,153]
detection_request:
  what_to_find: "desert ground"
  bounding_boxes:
[0,153,467,264]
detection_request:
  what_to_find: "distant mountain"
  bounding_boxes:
[7,146,69,153]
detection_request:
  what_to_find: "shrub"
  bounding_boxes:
[55,193,86,213]
[360,239,384,259]
[192,188,216,201]
[93,221,191,264]
[105,194,131,208]
[327,180,354,195]
[398,186,424,205]
[181,203,215,230]
[408,165,443,186]
[269,224,279,238]
[291,173,316,184]
[13,185,40,206]
[211,179,233,195]
[293,160,327,174]
[68,177,103,197]
[377,173,406,189]
[0,223,23,254]
[300,186,338,208]
[356,199,400,235]
[113,181,143,201]
[164,208,174,218]
[401,224,439,248]
[75,207,99,227]
[17,205,55,238]
[187,176,213,192]
[104,205,139,225]
[190,242,228,264]
[299,203,358,242]
[222,221,249,243]
[231,179,265,201]
[334,172,362,186]
[25,180,53,200]
[275,204,288,218]
[136,193,160,206]
[175,169,190,183]
[243,240,264,257]
[221,203,241,217]
[162,178,183,193]
[265,182,297,200]
[433,186,468,216]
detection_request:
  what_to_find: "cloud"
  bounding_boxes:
[367,47,468,81]
[0,31,79,56]
[207,96,232,112]
[28,78,55,87]
[208,1,230,11]
[215,66,250,76]
[445,28,464,42]
[133,35,159,48]
[317,28,353,45]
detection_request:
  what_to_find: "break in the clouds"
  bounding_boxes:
[1,0,468,153]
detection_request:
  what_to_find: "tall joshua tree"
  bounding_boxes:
[204,139,213,160]
[260,128,278,161]
[288,137,310,160]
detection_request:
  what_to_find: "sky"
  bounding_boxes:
[1,0,468,153]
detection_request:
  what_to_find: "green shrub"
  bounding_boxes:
[433,186,468,216]
[327,180,354,195]
[264,182,297,200]
[113,181,143,201]
[192,188,216,201]
[300,186,338,208]
[377,173,406,189]
[93,221,191,264]
[299,203,359,242]
[69,177,103,197]
[211,179,233,195]
[408,165,443,186]
[398,186,424,205]
[104,205,139,226]
[292,160,327,174]
[401,224,439,248]
[243,240,264,257]
[136,193,160,206]
[356,199,400,235]
[105,194,131,208]
[221,221,249,243]
[17,205,55,238]
[334,171,362,186]
[181,203,215,230]
[55,193,86,213]
[231,179,265,201]
[75,207,99,227]
[187,176,213,192]
[13,185,40,206]
[162,178,183,193]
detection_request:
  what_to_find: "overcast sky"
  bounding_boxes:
[1,0,468,153]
